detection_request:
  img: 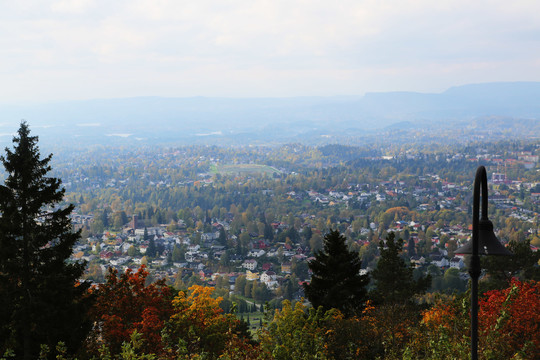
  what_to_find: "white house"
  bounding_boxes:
[431,255,449,268]
[242,259,258,271]
[449,257,465,269]
[121,242,132,253]
[188,244,200,253]
[248,249,266,258]
[260,271,277,284]
[202,232,220,241]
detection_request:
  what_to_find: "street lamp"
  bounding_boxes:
[455,165,512,360]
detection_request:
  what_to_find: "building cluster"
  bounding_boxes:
[67,147,540,296]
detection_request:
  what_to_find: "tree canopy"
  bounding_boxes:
[87,266,173,356]
[481,238,540,290]
[303,229,369,317]
[0,122,92,359]
[370,232,431,305]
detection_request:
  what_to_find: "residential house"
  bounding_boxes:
[246,270,259,281]
[202,231,220,241]
[188,244,201,253]
[281,262,292,274]
[431,255,449,268]
[260,271,277,284]
[242,259,258,271]
[247,249,266,258]
[449,257,465,269]
[410,255,426,267]
[260,271,278,290]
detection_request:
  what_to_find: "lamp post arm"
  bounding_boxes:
[480,167,489,221]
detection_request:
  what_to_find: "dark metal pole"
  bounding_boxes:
[470,253,480,360]
[469,166,487,360]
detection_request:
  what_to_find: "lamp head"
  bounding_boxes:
[455,219,513,256]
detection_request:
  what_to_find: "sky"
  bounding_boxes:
[0,0,539,103]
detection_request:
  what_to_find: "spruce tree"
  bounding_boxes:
[370,232,431,305]
[0,123,92,359]
[303,229,369,317]
[218,227,227,246]
[407,237,416,257]
[369,232,431,354]
[146,227,157,258]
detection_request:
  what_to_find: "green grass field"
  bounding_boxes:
[210,164,281,175]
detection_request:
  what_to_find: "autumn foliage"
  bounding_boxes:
[85,269,258,359]
[162,284,249,358]
[404,280,540,359]
[258,300,386,360]
[87,266,173,355]
[258,300,327,359]
[323,301,384,359]
[81,266,538,360]
[404,296,470,359]
[479,280,540,358]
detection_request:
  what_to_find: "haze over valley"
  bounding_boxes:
[1,81,539,147]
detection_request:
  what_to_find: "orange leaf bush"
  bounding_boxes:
[479,279,540,358]
[87,266,173,355]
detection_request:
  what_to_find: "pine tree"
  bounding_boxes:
[0,122,92,359]
[369,232,431,354]
[145,227,156,258]
[303,229,369,317]
[218,227,227,246]
[264,222,274,240]
[407,237,416,257]
[370,232,431,305]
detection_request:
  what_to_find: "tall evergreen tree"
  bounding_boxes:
[101,207,110,228]
[264,222,274,240]
[0,122,92,359]
[369,232,431,354]
[145,227,156,258]
[370,232,430,305]
[303,229,369,317]
[218,227,227,246]
[407,237,416,257]
[302,226,313,243]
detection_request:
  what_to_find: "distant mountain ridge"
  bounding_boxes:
[0,82,539,146]
[359,82,540,120]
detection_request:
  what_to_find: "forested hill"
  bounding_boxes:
[0,82,539,147]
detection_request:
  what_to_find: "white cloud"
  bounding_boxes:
[0,0,538,101]
[51,0,96,14]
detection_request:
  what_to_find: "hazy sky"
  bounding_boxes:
[1,0,539,102]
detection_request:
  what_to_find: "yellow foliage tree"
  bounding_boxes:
[162,285,253,359]
[259,300,327,360]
